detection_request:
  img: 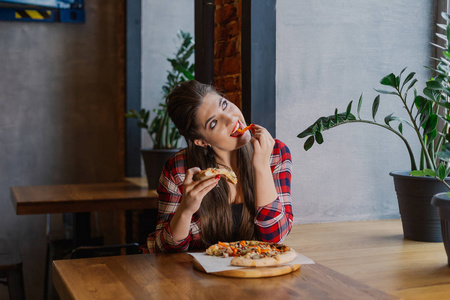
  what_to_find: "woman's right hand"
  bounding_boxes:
[179,167,220,215]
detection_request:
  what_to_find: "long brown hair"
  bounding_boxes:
[166,80,257,246]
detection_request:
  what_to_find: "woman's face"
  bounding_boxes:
[194,92,252,152]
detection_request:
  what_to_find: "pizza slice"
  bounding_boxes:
[195,168,238,185]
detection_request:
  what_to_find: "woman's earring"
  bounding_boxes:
[206,145,215,160]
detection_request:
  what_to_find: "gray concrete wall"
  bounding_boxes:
[0,0,124,298]
[277,1,437,223]
[141,0,194,149]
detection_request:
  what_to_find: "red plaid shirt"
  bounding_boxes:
[145,139,293,253]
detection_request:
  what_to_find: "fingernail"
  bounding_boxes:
[215,175,221,180]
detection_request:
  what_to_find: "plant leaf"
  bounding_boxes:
[357,94,363,120]
[424,169,437,177]
[345,101,353,119]
[315,131,324,144]
[431,41,446,50]
[437,143,450,162]
[374,89,397,95]
[372,95,380,121]
[297,129,313,138]
[304,136,315,151]
[401,72,416,91]
[384,113,396,126]
[426,80,444,90]
[438,164,447,180]
[424,114,438,136]
[380,73,397,88]
[410,170,426,176]
[405,78,418,94]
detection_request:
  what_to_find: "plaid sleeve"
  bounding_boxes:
[255,139,293,243]
[145,150,203,253]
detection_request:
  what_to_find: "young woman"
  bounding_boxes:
[145,80,292,253]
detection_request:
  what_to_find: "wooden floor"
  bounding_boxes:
[284,219,450,300]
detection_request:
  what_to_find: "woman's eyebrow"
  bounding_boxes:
[205,115,215,129]
[204,98,223,129]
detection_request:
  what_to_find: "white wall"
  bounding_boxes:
[141,0,194,148]
[277,1,436,223]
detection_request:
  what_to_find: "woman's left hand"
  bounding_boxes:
[250,124,275,169]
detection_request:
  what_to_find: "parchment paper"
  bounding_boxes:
[189,251,315,273]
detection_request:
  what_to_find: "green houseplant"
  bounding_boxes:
[298,12,450,242]
[126,30,194,189]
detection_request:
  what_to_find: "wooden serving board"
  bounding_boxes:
[192,258,300,278]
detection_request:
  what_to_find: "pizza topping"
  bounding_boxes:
[206,240,291,260]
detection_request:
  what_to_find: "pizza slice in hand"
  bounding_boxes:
[195,168,238,185]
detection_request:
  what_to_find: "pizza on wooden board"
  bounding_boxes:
[206,240,297,267]
[195,168,238,185]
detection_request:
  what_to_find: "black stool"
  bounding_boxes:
[0,253,25,300]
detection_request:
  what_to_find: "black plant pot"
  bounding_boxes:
[140,148,179,190]
[390,171,450,242]
[431,192,450,266]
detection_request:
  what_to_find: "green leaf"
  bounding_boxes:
[143,111,150,124]
[424,114,438,135]
[438,164,447,180]
[444,51,450,60]
[297,129,313,139]
[398,122,403,134]
[424,169,437,177]
[357,94,363,120]
[414,95,429,111]
[345,101,353,118]
[426,129,437,142]
[384,113,396,126]
[318,120,325,132]
[334,108,338,123]
[315,131,324,144]
[137,122,147,129]
[437,143,450,162]
[405,78,418,93]
[399,67,407,77]
[401,72,416,91]
[410,170,426,176]
[372,95,380,121]
[374,88,397,95]
[446,15,450,41]
[426,80,444,90]
[175,64,195,80]
[304,136,315,151]
[380,73,397,88]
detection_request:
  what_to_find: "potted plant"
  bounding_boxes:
[297,12,450,243]
[126,30,195,189]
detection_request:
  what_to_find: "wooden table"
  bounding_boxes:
[10,178,158,246]
[283,219,450,300]
[52,253,396,300]
[11,178,158,300]
[53,219,450,300]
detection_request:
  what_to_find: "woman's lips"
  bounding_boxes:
[230,121,244,137]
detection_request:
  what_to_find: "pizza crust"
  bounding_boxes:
[196,168,238,184]
[230,248,297,267]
